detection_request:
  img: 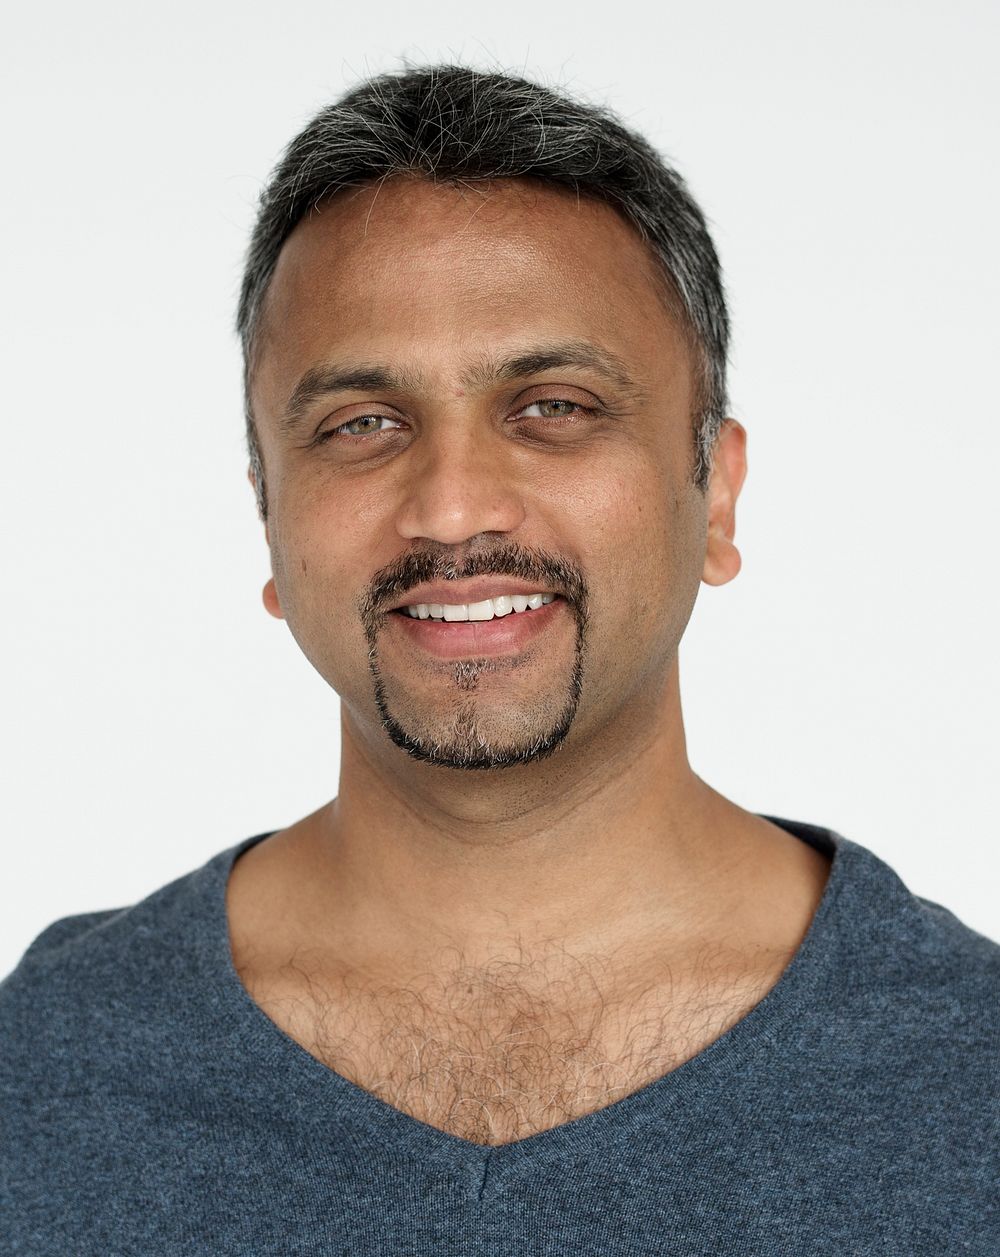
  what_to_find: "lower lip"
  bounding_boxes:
[386,599,568,659]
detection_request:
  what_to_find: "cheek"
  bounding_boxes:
[266,497,364,650]
[545,456,703,643]
[547,453,671,569]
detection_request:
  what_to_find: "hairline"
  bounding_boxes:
[241,173,711,427]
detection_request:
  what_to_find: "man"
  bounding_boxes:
[2,65,997,1255]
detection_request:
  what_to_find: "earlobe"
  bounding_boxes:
[701,418,748,588]
[262,577,285,620]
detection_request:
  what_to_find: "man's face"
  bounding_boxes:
[250,176,717,770]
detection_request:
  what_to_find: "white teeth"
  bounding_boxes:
[467,600,494,622]
[402,592,557,621]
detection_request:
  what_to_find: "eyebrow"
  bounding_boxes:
[278,340,643,438]
[463,341,640,394]
[280,363,423,438]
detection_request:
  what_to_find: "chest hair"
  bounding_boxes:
[236,939,782,1147]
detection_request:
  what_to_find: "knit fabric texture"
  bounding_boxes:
[1,815,998,1255]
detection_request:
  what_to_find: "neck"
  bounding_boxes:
[294,661,757,974]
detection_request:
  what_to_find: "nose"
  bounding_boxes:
[393,423,527,546]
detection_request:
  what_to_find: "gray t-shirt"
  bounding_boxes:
[2,816,998,1255]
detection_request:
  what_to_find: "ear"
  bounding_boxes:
[262,577,284,620]
[248,466,284,619]
[701,418,748,587]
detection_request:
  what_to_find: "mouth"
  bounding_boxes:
[385,592,568,660]
[392,591,558,621]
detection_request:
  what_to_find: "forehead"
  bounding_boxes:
[252,175,689,412]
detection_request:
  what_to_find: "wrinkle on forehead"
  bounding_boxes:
[260,174,670,330]
[250,174,697,428]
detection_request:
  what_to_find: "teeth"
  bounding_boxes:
[403,592,557,621]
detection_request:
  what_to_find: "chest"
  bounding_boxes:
[234,949,782,1147]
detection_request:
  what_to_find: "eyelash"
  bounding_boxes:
[316,399,599,442]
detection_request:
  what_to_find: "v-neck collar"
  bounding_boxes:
[193,814,854,1190]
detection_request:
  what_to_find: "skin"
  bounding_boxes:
[232,174,830,1028]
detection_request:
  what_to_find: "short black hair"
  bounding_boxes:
[237,65,729,520]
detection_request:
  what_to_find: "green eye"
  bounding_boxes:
[320,414,402,440]
[521,399,586,419]
[343,415,393,435]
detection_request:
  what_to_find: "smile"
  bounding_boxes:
[399,592,556,621]
[387,594,567,660]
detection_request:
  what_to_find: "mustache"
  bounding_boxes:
[360,542,589,619]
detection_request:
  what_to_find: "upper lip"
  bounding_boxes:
[388,579,561,611]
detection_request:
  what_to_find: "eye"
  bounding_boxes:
[516,398,594,421]
[319,413,404,440]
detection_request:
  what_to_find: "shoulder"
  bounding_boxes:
[0,838,254,1101]
[772,817,999,1006]
[1,900,150,1021]
[840,835,1000,1007]
[764,817,999,1076]
[803,829,1000,1094]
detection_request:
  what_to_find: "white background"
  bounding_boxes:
[2,0,997,979]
